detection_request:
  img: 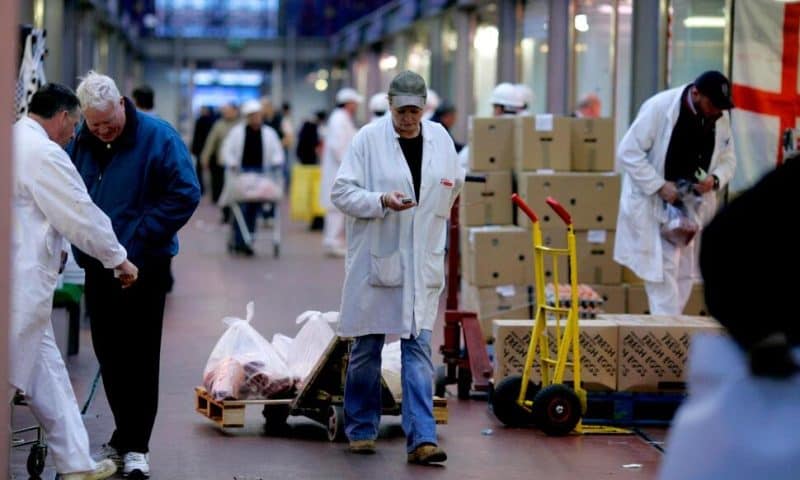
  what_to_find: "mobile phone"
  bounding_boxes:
[401,197,414,205]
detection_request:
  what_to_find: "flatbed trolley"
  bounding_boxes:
[196,337,447,441]
[11,391,47,480]
[491,194,627,435]
[223,166,283,258]
[435,174,494,399]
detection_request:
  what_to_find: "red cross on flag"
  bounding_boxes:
[731,0,800,192]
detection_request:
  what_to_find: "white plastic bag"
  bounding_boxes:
[287,311,338,388]
[202,302,294,400]
[661,203,699,246]
[381,340,402,400]
[272,333,293,364]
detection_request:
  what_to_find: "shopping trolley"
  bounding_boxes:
[11,391,47,480]
[219,165,283,258]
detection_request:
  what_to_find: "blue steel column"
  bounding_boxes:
[429,15,445,93]
[497,0,520,83]
[453,6,475,144]
[547,0,571,114]
[630,0,668,118]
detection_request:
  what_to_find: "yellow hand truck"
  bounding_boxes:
[491,194,628,436]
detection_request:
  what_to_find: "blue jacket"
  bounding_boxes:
[69,99,200,268]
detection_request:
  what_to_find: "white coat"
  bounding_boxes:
[613,85,736,282]
[658,334,800,480]
[11,117,127,393]
[320,107,358,210]
[219,122,285,169]
[331,116,465,338]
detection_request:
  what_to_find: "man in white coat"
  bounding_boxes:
[11,83,138,480]
[332,70,464,464]
[320,87,363,257]
[614,70,736,314]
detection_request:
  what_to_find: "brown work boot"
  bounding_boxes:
[407,443,447,464]
[349,439,376,454]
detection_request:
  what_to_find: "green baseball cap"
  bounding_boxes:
[388,70,427,108]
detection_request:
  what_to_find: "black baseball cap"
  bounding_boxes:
[694,70,735,110]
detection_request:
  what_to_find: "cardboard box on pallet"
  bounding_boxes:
[459,170,513,226]
[492,319,618,391]
[589,284,626,314]
[468,117,515,171]
[622,266,643,285]
[461,281,533,341]
[514,115,572,171]
[626,283,707,316]
[517,172,620,230]
[570,118,615,171]
[600,314,724,391]
[464,226,534,286]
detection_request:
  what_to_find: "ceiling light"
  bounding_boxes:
[683,16,726,28]
[574,14,590,33]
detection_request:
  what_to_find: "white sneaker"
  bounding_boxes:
[122,452,150,478]
[94,443,122,468]
[61,459,117,480]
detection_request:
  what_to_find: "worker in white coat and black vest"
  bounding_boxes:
[331,70,464,464]
[614,70,737,314]
[11,84,138,480]
[320,87,363,257]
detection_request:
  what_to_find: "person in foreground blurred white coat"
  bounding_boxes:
[11,83,137,480]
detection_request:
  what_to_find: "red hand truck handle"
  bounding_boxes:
[546,196,572,225]
[511,193,538,222]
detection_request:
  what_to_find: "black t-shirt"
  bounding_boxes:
[398,132,423,201]
[242,125,263,169]
[664,85,716,184]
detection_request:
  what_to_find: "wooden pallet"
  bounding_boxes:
[195,387,291,428]
[433,396,448,424]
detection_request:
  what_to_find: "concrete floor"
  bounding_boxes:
[11,200,665,479]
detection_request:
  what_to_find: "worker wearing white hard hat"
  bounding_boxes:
[368,92,389,122]
[459,82,527,169]
[514,83,535,115]
[320,87,363,256]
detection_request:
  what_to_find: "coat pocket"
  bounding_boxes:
[369,250,404,287]
[433,184,453,218]
[423,249,446,288]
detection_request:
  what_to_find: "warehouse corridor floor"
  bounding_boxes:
[11,201,665,479]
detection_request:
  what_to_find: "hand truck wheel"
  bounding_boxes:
[327,405,346,442]
[434,365,448,397]
[532,384,582,436]
[490,375,538,426]
[26,442,47,477]
[262,404,291,436]
[456,366,472,400]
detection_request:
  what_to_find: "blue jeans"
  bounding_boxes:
[344,330,437,452]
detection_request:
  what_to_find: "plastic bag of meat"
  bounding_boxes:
[661,202,699,246]
[203,302,295,400]
[287,311,338,388]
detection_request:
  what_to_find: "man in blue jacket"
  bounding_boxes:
[69,71,200,479]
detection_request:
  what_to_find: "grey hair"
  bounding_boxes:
[75,71,121,110]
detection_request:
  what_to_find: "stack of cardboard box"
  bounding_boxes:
[460,118,534,340]
[492,314,724,392]
[514,115,625,315]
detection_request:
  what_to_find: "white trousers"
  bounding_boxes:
[21,325,96,474]
[644,238,695,315]
[322,209,346,249]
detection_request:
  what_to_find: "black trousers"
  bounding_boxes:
[84,257,170,454]
[209,163,225,204]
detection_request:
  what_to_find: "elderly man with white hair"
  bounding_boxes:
[67,71,200,479]
[320,87,363,256]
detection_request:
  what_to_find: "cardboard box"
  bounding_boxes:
[590,284,626,314]
[626,283,707,316]
[515,115,572,171]
[622,266,643,285]
[517,172,620,230]
[469,117,515,171]
[570,118,615,171]
[600,314,724,391]
[459,170,513,226]
[538,228,570,283]
[493,319,618,391]
[537,229,621,285]
[462,282,533,341]
[465,226,534,286]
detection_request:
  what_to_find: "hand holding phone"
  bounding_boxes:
[383,191,416,210]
